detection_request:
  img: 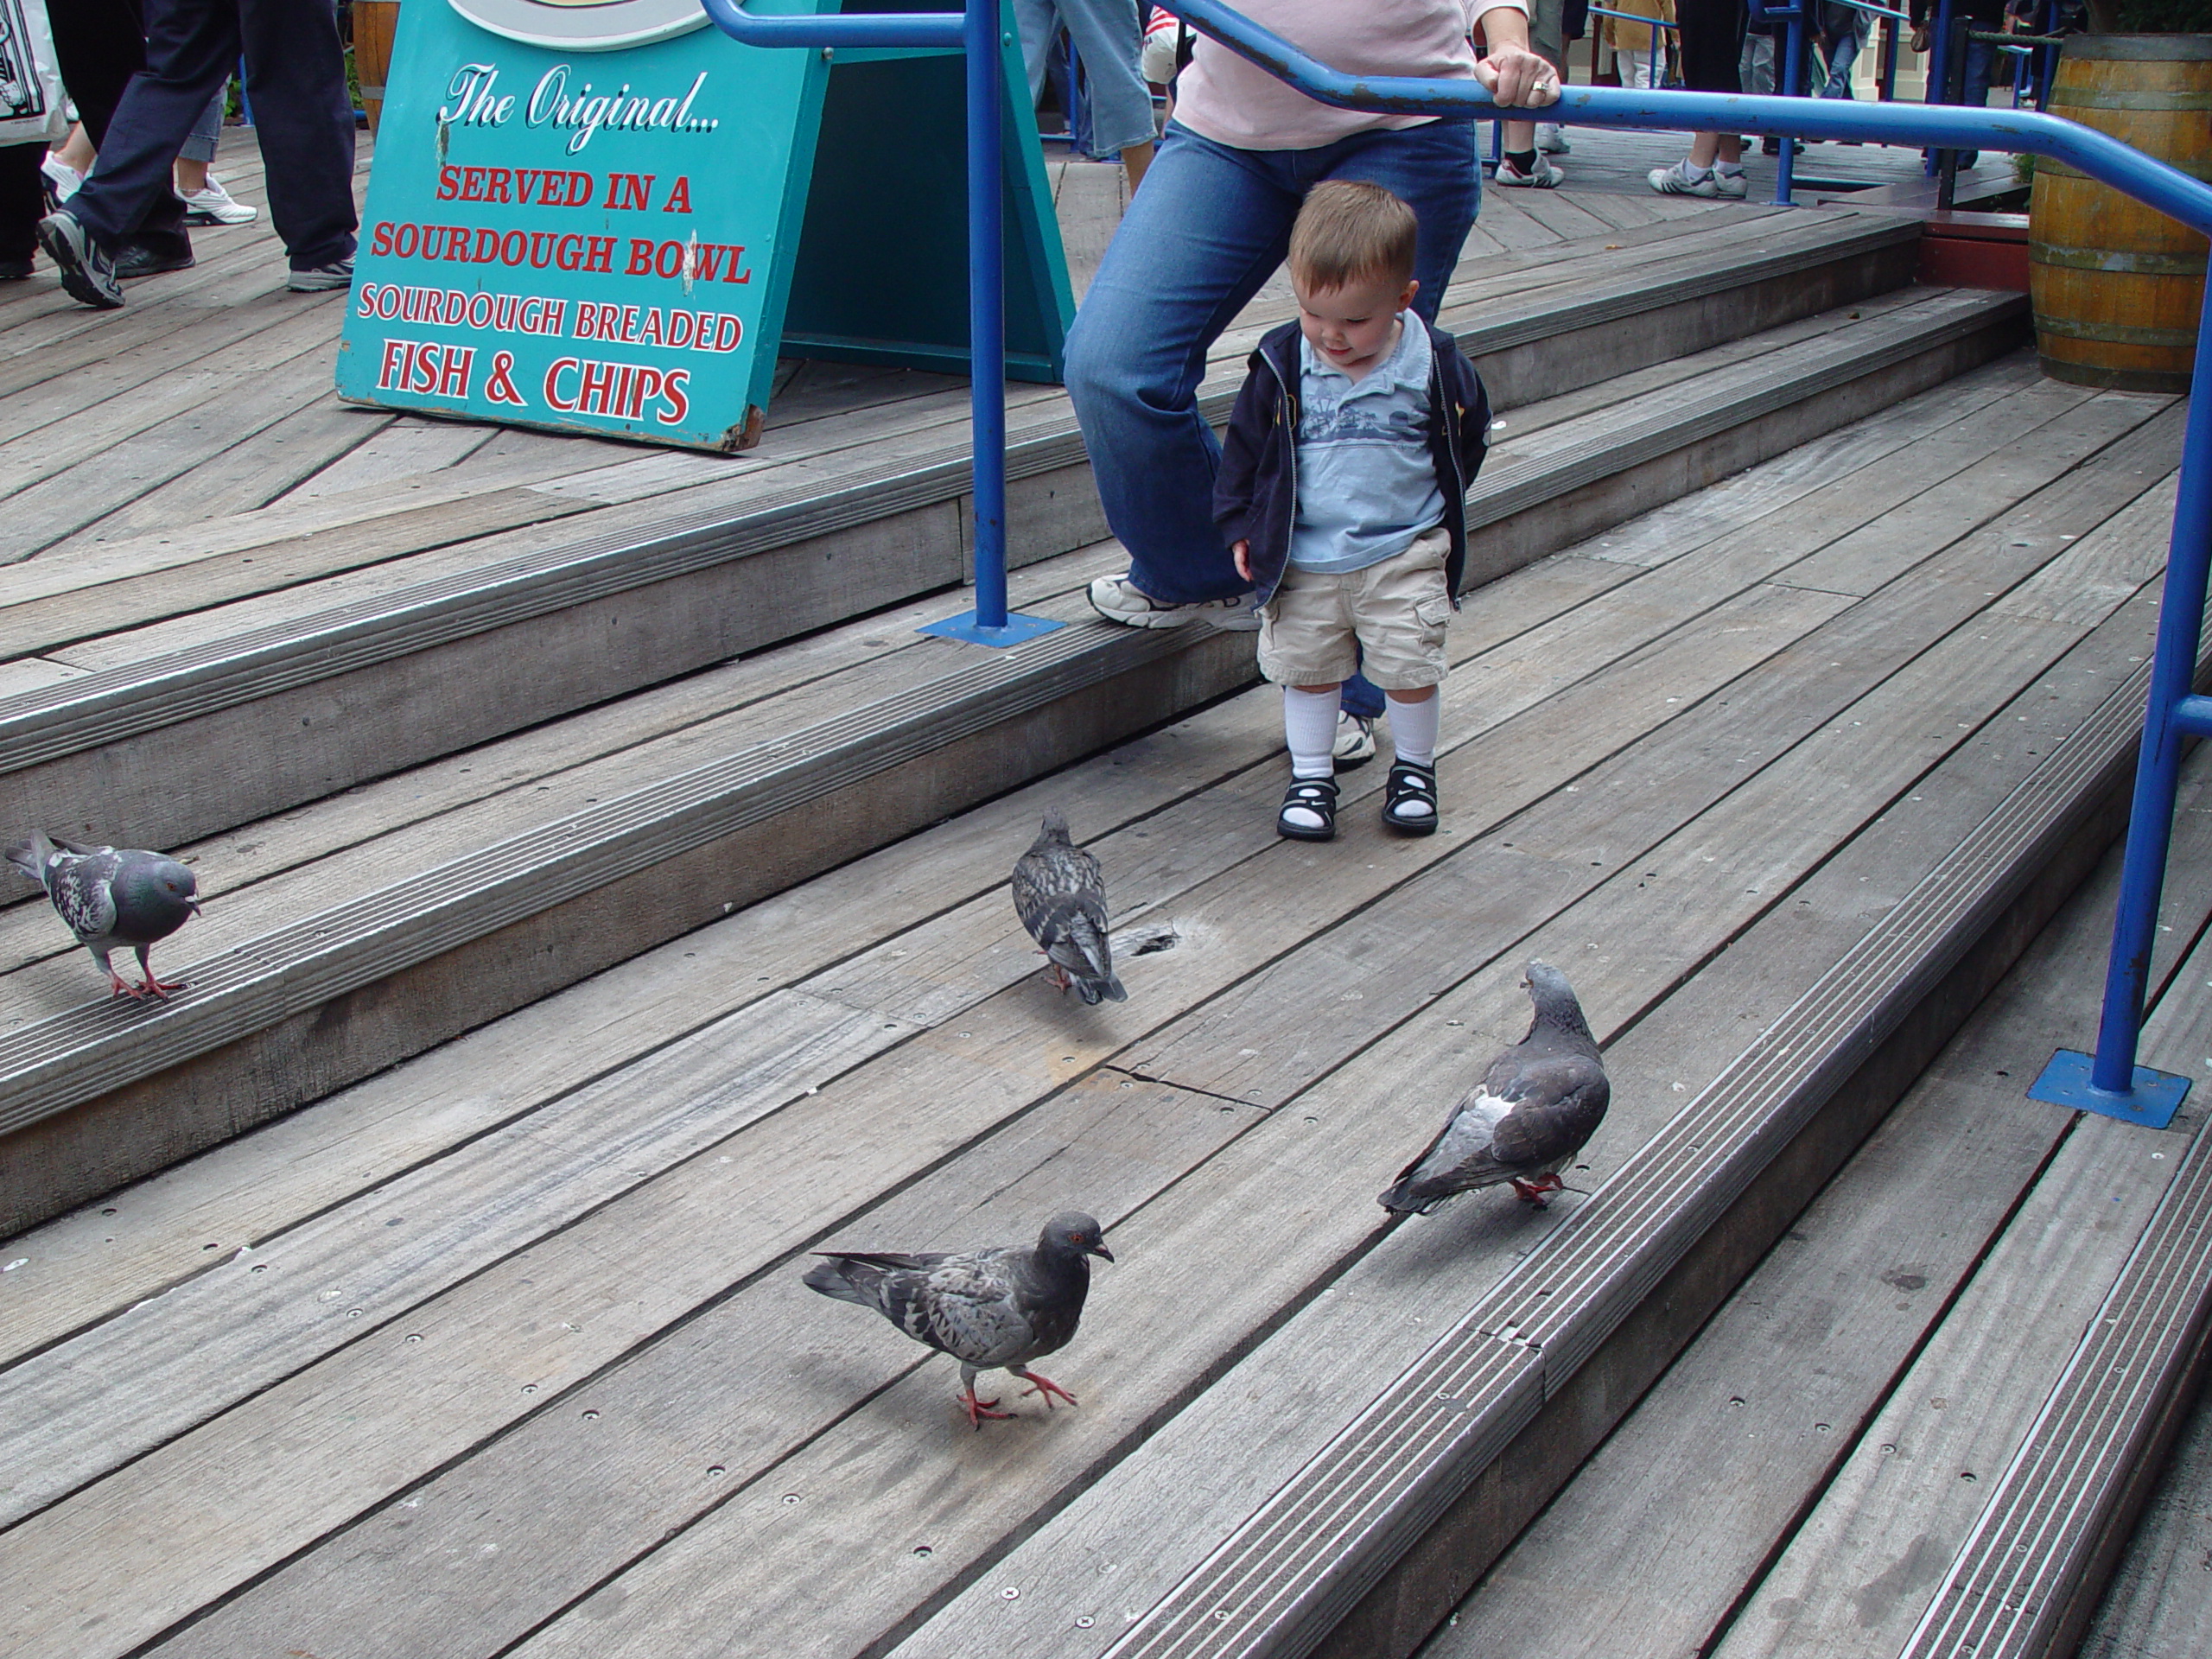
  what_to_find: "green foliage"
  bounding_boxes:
[2113,0,2212,29]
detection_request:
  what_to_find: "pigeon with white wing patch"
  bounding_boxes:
[1379,961,1609,1213]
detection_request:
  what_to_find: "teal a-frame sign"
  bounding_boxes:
[336,0,1073,452]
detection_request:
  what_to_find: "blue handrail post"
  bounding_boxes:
[1776,5,1803,204]
[2029,291,2212,1128]
[694,0,1060,647]
[963,0,1015,635]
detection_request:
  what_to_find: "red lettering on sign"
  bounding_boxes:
[607,172,656,211]
[584,237,615,274]
[662,176,692,213]
[556,235,583,271]
[485,168,512,205]
[654,240,683,279]
[658,370,690,425]
[718,244,750,283]
[378,337,410,390]
[544,358,580,411]
[439,345,475,397]
[371,221,393,256]
[435,168,459,202]
[625,238,655,276]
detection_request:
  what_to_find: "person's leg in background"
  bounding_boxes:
[234,0,355,276]
[1499,0,1568,186]
[1066,124,1302,611]
[172,86,255,221]
[0,144,46,277]
[43,0,194,267]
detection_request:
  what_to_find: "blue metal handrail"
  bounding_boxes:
[698,0,1057,645]
[702,0,2212,1120]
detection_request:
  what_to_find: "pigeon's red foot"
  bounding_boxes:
[1046,963,1071,995]
[961,1389,1013,1430]
[1510,1173,1566,1206]
[1014,1367,1079,1410]
[138,974,185,999]
[107,971,140,1000]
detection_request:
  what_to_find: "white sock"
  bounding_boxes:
[1282,687,1338,832]
[1284,687,1338,780]
[1716,161,1745,176]
[1385,692,1440,768]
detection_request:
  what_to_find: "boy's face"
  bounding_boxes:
[1294,271,1421,378]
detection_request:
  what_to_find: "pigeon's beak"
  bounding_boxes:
[186,898,203,916]
[1090,1242,1115,1263]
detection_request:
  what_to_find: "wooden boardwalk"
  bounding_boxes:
[0,331,2191,1654]
[3,112,2204,1659]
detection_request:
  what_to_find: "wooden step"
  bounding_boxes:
[0,211,1934,861]
[0,353,2183,1659]
[1409,757,2212,1659]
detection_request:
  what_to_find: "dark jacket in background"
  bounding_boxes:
[1213,315,1491,610]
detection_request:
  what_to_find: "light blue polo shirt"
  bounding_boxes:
[1287,316,1446,574]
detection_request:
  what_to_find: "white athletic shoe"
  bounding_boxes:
[1495,153,1566,189]
[1087,572,1259,631]
[1333,713,1380,768]
[1649,160,1719,197]
[40,155,80,206]
[1536,123,1570,154]
[178,176,258,226]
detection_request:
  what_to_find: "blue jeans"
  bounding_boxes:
[1063,117,1482,607]
[1015,0,1155,158]
[1818,12,1866,96]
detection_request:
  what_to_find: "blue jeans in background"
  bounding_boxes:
[1063,117,1482,607]
[1015,0,1156,158]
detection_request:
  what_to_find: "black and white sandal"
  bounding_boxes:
[1382,762,1440,836]
[1277,777,1339,842]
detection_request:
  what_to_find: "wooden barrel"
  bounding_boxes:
[353,0,402,135]
[2030,34,2212,393]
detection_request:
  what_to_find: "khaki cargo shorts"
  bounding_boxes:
[1258,524,1452,690]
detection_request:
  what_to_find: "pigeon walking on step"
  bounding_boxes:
[1012,810,1126,1005]
[5,832,201,999]
[1379,961,1609,1214]
[803,1211,1114,1429]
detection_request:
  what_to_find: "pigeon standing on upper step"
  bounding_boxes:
[5,832,201,999]
[1012,809,1127,1005]
[1379,960,1610,1214]
[803,1211,1114,1429]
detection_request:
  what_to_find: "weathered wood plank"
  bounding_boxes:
[874,577,2181,1659]
[1414,770,2212,1659]
[1707,1110,2192,1659]
[0,567,1840,1656]
[2076,1364,2212,1659]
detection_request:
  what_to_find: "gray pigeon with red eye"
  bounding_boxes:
[804,1211,1114,1429]
[6,832,201,999]
[1012,809,1126,1005]
[1379,961,1609,1214]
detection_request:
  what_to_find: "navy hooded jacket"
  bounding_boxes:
[1213,315,1491,610]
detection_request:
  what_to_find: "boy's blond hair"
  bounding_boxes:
[1287,181,1420,296]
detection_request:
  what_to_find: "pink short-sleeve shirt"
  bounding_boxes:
[1172,1,1530,150]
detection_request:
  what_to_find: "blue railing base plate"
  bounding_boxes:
[917,610,1065,647]
[2029,1048,2192,1128]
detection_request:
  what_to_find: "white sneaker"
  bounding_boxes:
[1087,572,1258,631]
[1536,123,1570,154]
[1648,160,1719,197]
[1332,713,1379,768]
[1710,167,1750,200]
[1494,153,1565,189]
[178,176,258,226]
[40,155,80,205]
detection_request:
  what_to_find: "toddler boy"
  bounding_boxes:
[1215,181,1491,841]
